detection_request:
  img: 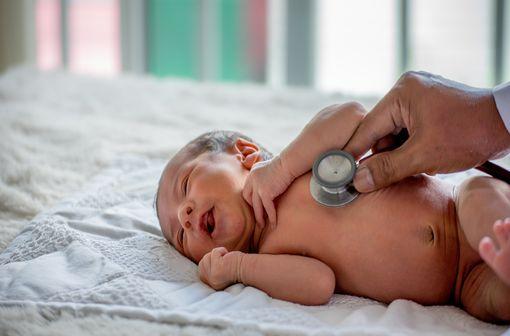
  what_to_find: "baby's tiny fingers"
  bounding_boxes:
[261,197,277,228]
[211,247,227,260]
[198,255,212,279]
[252,194,265,227]
[242,185,253,206]
[216,246,228,256]
[198,266,208,283]
[199,252,211,265]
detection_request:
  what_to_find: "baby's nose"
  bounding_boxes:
[182,207,193,228]
[179,203,195,229]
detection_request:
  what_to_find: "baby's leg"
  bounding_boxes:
[456,176,510,253]
[460,261,510,323]
[456,176,510,322]
[480,218,510,289]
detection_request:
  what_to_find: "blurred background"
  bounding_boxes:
[0,0,508,96]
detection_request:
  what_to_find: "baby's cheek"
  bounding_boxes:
[189,240,215,263]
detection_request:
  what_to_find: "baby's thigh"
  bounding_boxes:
[456,176,510,249]
[460,262,510,323]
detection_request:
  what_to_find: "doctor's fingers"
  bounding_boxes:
[354,138,422,192]
[371,130,409,154]
[345,90,407,160]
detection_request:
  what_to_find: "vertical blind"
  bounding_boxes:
[147,0,199,78]
[35,0,508,95]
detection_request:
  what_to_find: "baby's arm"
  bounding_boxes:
[280,102,366,181]
[239,253,336,305]
[243,102,365,226]
[199,248,335,305]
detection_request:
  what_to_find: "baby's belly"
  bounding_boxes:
[328,201,459,304]
[272,174,460,305]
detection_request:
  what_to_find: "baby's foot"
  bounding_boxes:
[479,218,510,287]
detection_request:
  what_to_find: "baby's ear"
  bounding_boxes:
[234,138,263,170]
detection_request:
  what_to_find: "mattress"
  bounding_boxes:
[0,68,508,335]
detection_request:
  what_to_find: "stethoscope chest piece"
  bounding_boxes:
[310,150,359,207]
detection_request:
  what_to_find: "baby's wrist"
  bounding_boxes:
[275,154,295,182]
[230,251,245,283]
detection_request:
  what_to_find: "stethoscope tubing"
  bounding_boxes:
[476,161,510,184]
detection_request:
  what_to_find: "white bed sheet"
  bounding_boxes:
[0,155,506,336]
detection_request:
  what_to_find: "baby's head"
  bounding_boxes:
[155,130,272,263]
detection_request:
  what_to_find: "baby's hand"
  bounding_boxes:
[198,247,243,290]
[242,155,294,228]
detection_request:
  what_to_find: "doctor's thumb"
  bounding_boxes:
[353,149,413,193]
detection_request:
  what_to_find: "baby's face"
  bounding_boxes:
[157,149,257,263]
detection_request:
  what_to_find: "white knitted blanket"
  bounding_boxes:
[1,155,505,335]
[0,68,507,335]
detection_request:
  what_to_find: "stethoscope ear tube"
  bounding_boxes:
[476,161,510,184]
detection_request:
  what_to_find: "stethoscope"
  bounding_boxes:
[310,150,359,207]
[310,150,510,207]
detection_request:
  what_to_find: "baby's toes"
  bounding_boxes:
[479,236,497,265]
[493,219,509,248]
[503,217,510,239]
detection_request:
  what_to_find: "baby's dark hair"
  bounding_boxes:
[183,130,273,161]
[154,130,273,242]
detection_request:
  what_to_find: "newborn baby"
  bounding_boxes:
[155,103,510,324]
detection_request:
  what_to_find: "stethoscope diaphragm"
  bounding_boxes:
[310,150,359,207]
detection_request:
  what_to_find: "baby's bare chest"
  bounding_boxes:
[260,174,439,254]
[258,174,459,303]
[260,195,436,265]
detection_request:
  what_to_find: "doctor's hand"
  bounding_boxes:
[242,155,294,228]
[344,71,510,193]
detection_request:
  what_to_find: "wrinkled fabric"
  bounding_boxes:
[0,157,505,336]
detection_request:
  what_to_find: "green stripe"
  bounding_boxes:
[147,0,199,78]
[219,0,247,81]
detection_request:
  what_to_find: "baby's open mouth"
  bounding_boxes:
[201,208,215,236]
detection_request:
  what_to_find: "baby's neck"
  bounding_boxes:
[246,198,283,253]
[248,222,269,253]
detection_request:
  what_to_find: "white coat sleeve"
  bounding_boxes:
[493,82,510,133]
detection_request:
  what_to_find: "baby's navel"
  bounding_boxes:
[427,225,435,244]
[418,225,435,245]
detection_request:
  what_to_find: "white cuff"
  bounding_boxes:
[493,82,510,133]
